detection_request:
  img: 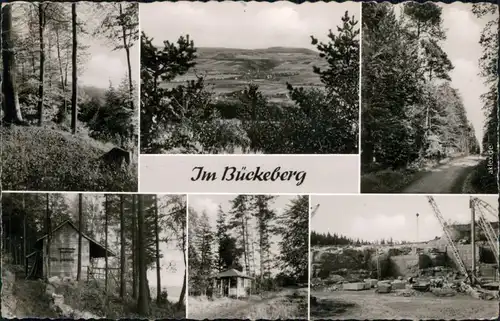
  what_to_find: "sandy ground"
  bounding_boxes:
[311,289,499,320]
[188,288,307,319]
[402,156,483,193]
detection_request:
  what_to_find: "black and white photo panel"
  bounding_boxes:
[1,3,139,192]
[310,194,499,320]
[360,2,498,194]
[1,192,187,319]
[140,1,360,155]
[187,194,309,319]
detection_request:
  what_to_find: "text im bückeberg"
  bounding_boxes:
[191,166,307,186]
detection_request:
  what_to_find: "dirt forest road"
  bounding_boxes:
[311,290,498,320]
[402,156,484,194]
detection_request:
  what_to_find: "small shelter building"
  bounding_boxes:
[211,268,253,298]
[26,220,115,280]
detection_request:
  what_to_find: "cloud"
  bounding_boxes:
[140,2,360,49]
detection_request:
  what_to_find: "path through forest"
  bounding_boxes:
[402,156,484,194]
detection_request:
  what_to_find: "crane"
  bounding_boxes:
[426,196,473,284]
[471,197,499,266]
[311,204,320,219]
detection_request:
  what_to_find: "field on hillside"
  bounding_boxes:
[162,47,326,104]
[188,288,308,319]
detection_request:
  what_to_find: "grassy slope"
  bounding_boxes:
[188,288,307,319]
[1,125,137,191]
[163,46,326,103]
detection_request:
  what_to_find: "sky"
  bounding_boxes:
[311,195,498,243]
[140,1,361,49]
[440,3,494,146]
[396,3,496,147]
[188,194,299,274]
[78,4,140,89]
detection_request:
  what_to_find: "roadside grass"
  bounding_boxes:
[463,159,498,194]
[361,168,427,193]
[1,125,137,191]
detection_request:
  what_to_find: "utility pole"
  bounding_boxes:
[416,213,420,243]
[470,197,476,284]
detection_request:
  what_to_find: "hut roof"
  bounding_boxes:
[212,268,253,279]
[35,220,116,258]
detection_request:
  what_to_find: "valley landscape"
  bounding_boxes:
[140,2,359,155]
[163,46,326,105]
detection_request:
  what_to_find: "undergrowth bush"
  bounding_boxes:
[1,126,137,191]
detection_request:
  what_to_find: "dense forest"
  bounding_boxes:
[188,195,309,294]
[1,2,138,191]
[360,3,497,194]
[140,11,359,154]
[1,193,186,319]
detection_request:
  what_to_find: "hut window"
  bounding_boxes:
[59,247,75,262]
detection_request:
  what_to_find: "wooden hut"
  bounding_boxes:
[211,268,253,298]
[26,220,115,280]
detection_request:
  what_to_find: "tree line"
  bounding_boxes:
[311,231,413,247]
[140,11,359,154]
[361,2,481,172]
[1,193,186,318]
[1,2,137,148]
[188,195,309,296]
[471,3,498,192]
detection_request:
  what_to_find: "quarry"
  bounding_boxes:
[310,196,499,319]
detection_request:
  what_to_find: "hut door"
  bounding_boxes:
[223,279,229,296]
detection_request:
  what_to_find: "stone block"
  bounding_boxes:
[377,280,391,288]
[392,280,406,290]
[364,279,378,288]
[343,282,366,291]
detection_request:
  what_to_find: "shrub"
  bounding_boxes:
[1,126,137,191]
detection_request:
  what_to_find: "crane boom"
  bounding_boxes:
[311,204,320,218]
[426,196,472,283]
[472,198,499,265]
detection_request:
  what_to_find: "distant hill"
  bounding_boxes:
[163,46,326,103]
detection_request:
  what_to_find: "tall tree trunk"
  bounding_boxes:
[55,27,67,123]
[155,195,161,303]
[120,4,135,120]
[77,194,83,281]
[120,195,126,298]
[71,3,78,134]
[105,195,109,293]
[132,195,137,299]
[137,195,149,315]
[1,4,24,124]
[23,194,27,276]
[37,4,45,126]
[45,194,51,280]
[47,32,52,89]
[177,225,186,310]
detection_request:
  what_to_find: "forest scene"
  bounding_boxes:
[1,193,187,319]
[1,2,139,191]
[361,2,498,194]
[140,2,359,154]
[188,194,309,319]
